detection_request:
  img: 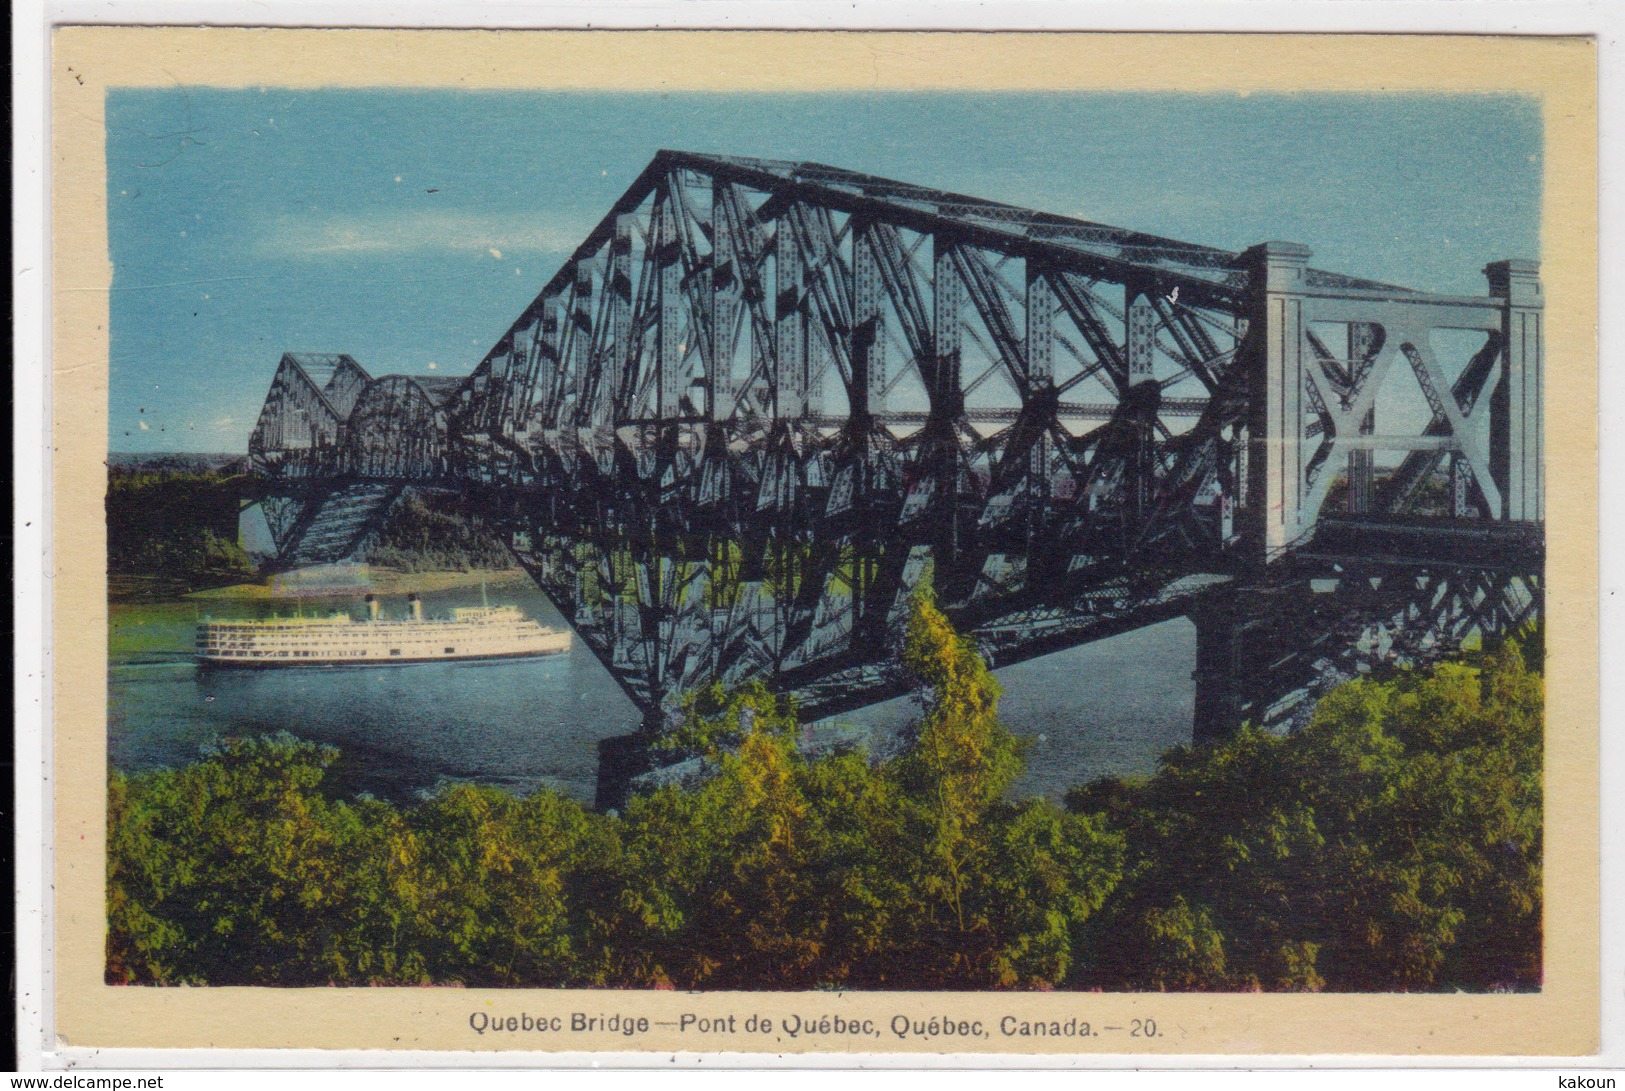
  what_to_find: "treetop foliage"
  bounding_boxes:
[1069,630,1542,992]
[108,600,1542,993]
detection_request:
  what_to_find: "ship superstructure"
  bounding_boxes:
[196,594,570,667]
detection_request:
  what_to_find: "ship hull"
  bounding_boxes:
[194,603,571,669]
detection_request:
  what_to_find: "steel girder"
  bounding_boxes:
[245,152,1545,730]
[249,353,371,479]
[1242,246,1543,556]
[1191,557,1543,740]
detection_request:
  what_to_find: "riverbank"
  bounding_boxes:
[109,574,641,805]
[182,566,528,602]
[106,637,1543,993]
[110,573,252,604]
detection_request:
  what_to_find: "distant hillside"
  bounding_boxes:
[105,459,513,579]
[108,452,248,475]
[362,488,514,573]
[106,462,254,593]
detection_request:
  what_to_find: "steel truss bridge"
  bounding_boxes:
[245,150,1544,740]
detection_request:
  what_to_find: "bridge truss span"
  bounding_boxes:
[245,151,1544,733]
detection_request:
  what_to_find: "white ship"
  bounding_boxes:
[196,593,570,668]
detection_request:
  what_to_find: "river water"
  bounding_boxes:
[109,577,1196,806]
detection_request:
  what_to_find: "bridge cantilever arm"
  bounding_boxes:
[659,151,1249,313]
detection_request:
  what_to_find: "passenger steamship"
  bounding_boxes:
[196,593,570,668]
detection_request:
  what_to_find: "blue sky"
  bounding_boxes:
[105,89,1541,452]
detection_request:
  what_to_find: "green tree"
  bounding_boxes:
[107,610,1535,993]
[107,735,413,984]
[1069,634,1543,992]
[891,588,1025,934]
[612,683,874,987]
[407,784,617,986]
[107,735,616,987]
[611,595,1122,990]
[870,590,1122,988]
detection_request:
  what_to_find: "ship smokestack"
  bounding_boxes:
[408,594,423,621]
[365,594,380,622]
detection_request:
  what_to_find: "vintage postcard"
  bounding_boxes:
[48,27,1598,1058]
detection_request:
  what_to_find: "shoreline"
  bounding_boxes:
[189,566,530,601]
[112,567,530,606]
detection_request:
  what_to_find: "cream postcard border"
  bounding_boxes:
[49,27,1601,1056]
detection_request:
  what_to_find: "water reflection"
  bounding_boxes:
[109,578,1196,805]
